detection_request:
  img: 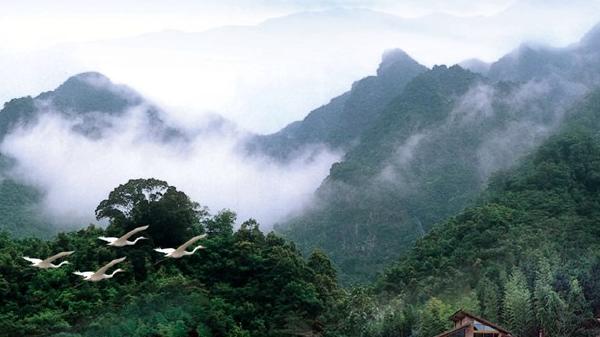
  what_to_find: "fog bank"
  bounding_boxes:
[0,106,340,228]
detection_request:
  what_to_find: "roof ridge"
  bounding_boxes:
[450,309,513,335]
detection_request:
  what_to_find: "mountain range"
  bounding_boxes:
[262,22,600,283]
[4,20,600,286]
[6,6,600,337]
[3,4,599,134]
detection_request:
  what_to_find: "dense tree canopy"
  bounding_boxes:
[0,179,341,337]
[96,178,206,247]
[374,91,600,337]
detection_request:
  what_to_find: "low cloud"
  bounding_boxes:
[476,77,588,179]
[376,132,426,188]
[373,73,589,197]
[0,105,340,228]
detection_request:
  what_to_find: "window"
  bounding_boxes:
[473,321,498,332]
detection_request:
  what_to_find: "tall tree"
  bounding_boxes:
[476,277,500,322]
[582,257,600,316]
[534,285,565,337]
[562,279,592,337]
[95,178,206,247]
[503,268,533,337]
[534,259,565,337]
[419,297,450,337]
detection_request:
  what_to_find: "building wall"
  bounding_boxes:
[451,316,509,337]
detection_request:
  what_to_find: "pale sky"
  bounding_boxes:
[0,0,532,51]
[2,0,600,132]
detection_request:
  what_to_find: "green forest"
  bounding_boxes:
[5,100,600,337]
[1,179,342,336]
[4,18,600,337]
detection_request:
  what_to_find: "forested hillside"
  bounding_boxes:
[278,64,579,283]
[371,89,600,337]
[0,179,342,337]
[5,111,600,337]
[0,155,46,237]
[487,22,600,84]
[277,22,600,284]
[4,16,600,337]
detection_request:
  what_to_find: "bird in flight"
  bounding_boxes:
[98,225,149,247]
[154,234,207,258]
[73,257,126,282]
[23,251,74,269]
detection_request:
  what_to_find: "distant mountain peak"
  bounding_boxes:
[377,49,423,76]
[70,71,110,80]
[579,21,600,50]
[64,71,113,87]
[37,71,142,114]
[55,71,132,97]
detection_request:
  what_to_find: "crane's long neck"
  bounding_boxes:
[105,269,122,278]
[52,261,69,268]
[186,245,204,255]
[131,237,145,244]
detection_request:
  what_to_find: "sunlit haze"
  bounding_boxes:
[3,0,600,133]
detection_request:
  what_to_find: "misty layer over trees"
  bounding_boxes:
[4,11,600,337]
[271,23,600,284]
[0,72,338,235]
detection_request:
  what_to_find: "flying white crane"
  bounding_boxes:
[98,225,149,247]
[154,234,207,258]
[23,251,74,269]
[73,257,126,282]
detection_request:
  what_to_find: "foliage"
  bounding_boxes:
[0,154,54,238]
[0,179,340,337]
[279,65,491,284]
[476,277,500,322]
[375,90,600,337]
[504,268,533,337]
[95,178,206,247]
[418,298,451,337]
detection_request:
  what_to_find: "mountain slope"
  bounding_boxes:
[0,72,177,237]
[380,89,600,317]
[0,72,181,140]
[277,23,600,284]
[277,65,489,283]
[487,22,600,85]
[246,50,427,159]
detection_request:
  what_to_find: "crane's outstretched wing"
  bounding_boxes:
[23,257,42,264]
[154,248,175,255]
[43,251,74,263]
[176,234,207,252]
[73,271,94,278]
[119,225,149,240]
[95,257,126,275]
[98,236,117,243]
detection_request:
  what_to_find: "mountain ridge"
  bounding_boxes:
[276,21,600,283]
[246,49,427,160]
[0,72,181,237]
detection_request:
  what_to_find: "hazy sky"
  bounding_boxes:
[1,0,516,50]
[0,0,575,51]
[2,0,600,133]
